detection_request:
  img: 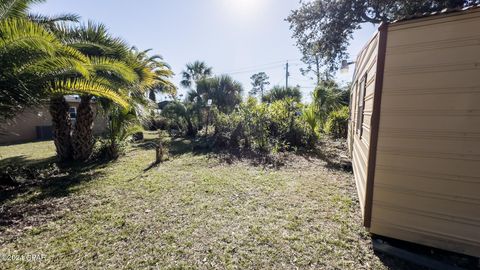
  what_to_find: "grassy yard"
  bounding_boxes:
[0,133,413,269]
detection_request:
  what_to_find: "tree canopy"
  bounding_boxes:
[249,72,270,99]
[196,75,243,114]
[262,86,302,104]
[286,0,478,72]
[180,61,213,89]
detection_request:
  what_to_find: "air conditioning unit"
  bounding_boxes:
[36,126,53,140]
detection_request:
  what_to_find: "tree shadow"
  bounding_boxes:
[133,136,213,157]
[0,155,57,169]
[0,157,109,243]
[132,134,354,171]
[297,148,353,172]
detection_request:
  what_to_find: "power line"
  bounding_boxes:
[220,58,303,75]
[224,64,286,75]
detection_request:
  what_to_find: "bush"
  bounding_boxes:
[160,101,202,137]
[146,115,169,131]
[212,97,316,152]
[324,106,349,138]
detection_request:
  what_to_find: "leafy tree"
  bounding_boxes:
[262,86,302,104]
[286,0,477,71]
[249,72,270,100]
[299,52,323,85]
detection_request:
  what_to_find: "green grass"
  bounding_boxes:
[0,133,406,269]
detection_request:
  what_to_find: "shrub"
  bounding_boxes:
[324,106,349,138]
[161,101,202,137]
[146,115,169,131]
[212,97,316,152]
[268,98,308,148]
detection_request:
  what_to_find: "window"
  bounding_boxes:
[356,74,367,137]
[69,107,77,119]
[349,83,356,123]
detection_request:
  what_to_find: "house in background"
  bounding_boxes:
[0,96,108,145]
[348,6,480,257]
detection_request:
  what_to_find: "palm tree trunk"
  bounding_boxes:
[49,96,73,161]
[72,95,95,161]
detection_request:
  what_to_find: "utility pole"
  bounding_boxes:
[285,61,290,89]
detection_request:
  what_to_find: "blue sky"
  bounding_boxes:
[31,0,377,102]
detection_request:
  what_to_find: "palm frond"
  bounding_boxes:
[56,21,130,59]
[0,0,44,20]
[55,45,89,62]
[28,13,80,24]
[18,56,91,78]
[0,18,59,57]
[49,78,130,109]
[89,57,139,84]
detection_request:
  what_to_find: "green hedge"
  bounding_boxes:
[325,106,349,138]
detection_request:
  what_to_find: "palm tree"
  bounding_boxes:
[196,75,243,114]
[312,80,346,128]
[1,1,174,161]
[130,46,176,102]
[0,0,43,20]
[262,86,302,103]
[0,5,89,123]
[0,3,132,161]
[180,61,212,94]
[97,47,175,159]
[54,22,138,160]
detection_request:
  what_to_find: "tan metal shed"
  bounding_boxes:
[348,6,480,257]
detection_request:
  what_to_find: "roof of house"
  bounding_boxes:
[391,4,480,24]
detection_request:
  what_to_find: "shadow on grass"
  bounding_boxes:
[134,136,211,157]
[134,134,353,170]
[297,148,353,172]
[0,156,109,241]
[0,155,57,169]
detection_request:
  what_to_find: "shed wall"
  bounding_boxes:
[348,32,380,219]
[370,10,480,257]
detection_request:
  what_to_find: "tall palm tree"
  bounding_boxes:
[53,22,138,160]
[180,61,212,94]
[0,3,132,161]
[130,46,176,102]
[1,1,174,161]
